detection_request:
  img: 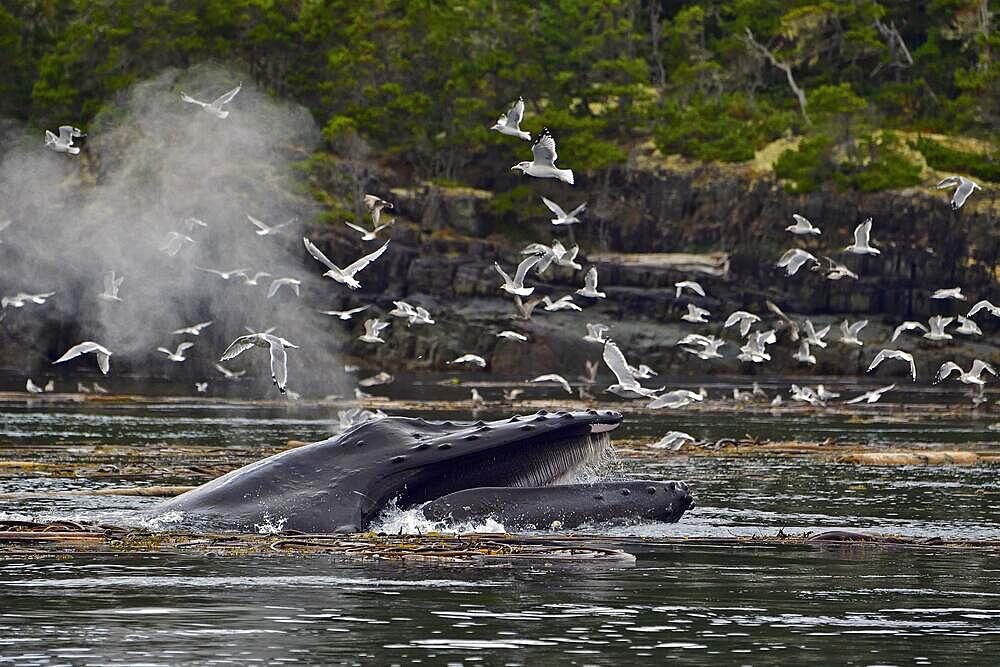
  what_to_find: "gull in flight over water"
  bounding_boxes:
[923,315,953,341]
[777,248,819,276]
[647,390,703,410]
[576,267,606,299]
[551,240,582,270]
[511,295,543,321]
[530,374,572,394]
[195,382,208,393]
[197,267,248,281]
[724,311,760,337]
[802,320,830,348]
[511,128,574,185]
[319,305,369,320]
[845,384,897,404]
[650,431,696,450]
[845,218,880,255]
[935,360,996,386]
[172,321,212,336]
[267,277,301,299]
[793,341,816,365]
[363,194,394,228]
[674,280,705,299]
[541,196,586,225]
[359,318,389,344]
[180,82,242,119]
[931,287,965,301]
[679,334,725,360]
[97,271,124,302]
[603,340,663,399]
[681,304,710,323]
[219,332,299,394]
[184,217,207,233]
[936,175,981,210]
[161,232,195,257]
[543,295,582,312]
[344,219,393,242]
[157,341,194,362]
[214,363,246,379]
[491,97,531,141]
[241,271,272,286]
[44,125,85,154]
[54,341,112,375]
[967,300,1000,319]
[814,256,858,281]
[583,323,609,344]
[786,214,821,236]
[495,256,541,297]
[891,321,928,342]
[449,354,487,368]
[868,349,916,382]
[496,330,527,342]
[2,292,55,309]
[303,237,389,289]
[953,316,982,336]
[247,214,294,236]
[839,319,867,346]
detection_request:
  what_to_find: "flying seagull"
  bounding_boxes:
[931,287,965,301]
[496,330,528,342]
[344,219,393,242]
[44,126,85,154]
[541,196,586,225]
[845,384,896,405]
[650,431,696,450]
[172,321,213,336]
[495,256,541,297]
[303,237,389,289]
[576,267,606,299]
[674,280,705,299]
[491,97,531,141]
[891,320,928,342]
[646,390,703,410]
[161,232,195,257]
[214,363,246,379]
[157,341,195,362]
[267,277,301,299]
[449,354,487,368]
[845,218,880,255]
[815,256,858,281]
[530,374,572,394]
[954,316,982,336]
[247,214,294,236]
[511,128,574,184]
[839,319,868,346]
[935,360,996,386]
[724,311,760,337]
[543,295,582,312]
[777,248,820,276]
[603,340,662,399]
[867,349,916,382]
[681,304,710,323]
[359,318,389,344]
[197,267,248,281]
[678,334,725,360]
[97,271,124,302]
[241,271,272,286]
[53,341,112,375]
[786,213,821,236]
[180,82,242,118]
[363,194,394,227]
[220,333,298,394]
[923,315,953,341]
[967,300,1000,319]
[319,305,370,320]
[936,175,981,210]
[583,322,609,344]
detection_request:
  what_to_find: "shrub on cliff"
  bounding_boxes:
[911,137,999,183]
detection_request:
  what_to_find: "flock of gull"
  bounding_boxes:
[4,86,994,442]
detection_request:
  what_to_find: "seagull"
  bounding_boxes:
[845,383,896,404]
[543,295,582,312]
[603,340,662,399]
[674,280,705,299]
[802,320,831,348]
[786,213,821,235]
[92,382,109,394]
[157,341,195,362]
[723,311,761,337]
[868,349,916,381]
[839,319,868,346]
[541,197,586,225]
[214,363,246,379]
[790,384,822,405]
[793,340,816,365]
[319,305,369,320]
[195,382,208,393]
[43,379,54,392]
[449,354,487,368]
[219,332,298,393]
[44,125,85,154]
[583,323,609,344]
[53,341,112,375]
[490,97,531,141]
[629,364,657,379]
[815,385,840,401]
[344,219,393,241]
[247,214,294,236]
[303,237,389,289]
[650,431,696,450]
[496,330,528,342]
[936,175,982,210]
[845,218,880,255]
[551,241,583,270]
[495,256,541,297]
[923,315,954,341]
[814,256,858,281]
[678,334,725,360]
[511,128,574,185]
[503,388,525,401]
[241,271,272,286]
[358,371,394,388]
[244,326,276,335]
[172,321,213,336]
[776,248,820,276]
[512,295,543,320]
[180,82,242,118]
[967,300,1000,319]
[197,267,248,281]
[766,300,800,341]
[646,390,703,409]
[931,287,965,301]
[161,232,195,257]
[935,360,996,386]
[891,321,928,342]
[359,318,389,344]
[471,388,486,405]
[521,242,558,274]
[363,194,394,227]
[530,374,572,394]
[2,292,55,309]
[26,378,44,394]
[267,277,301,299]
[681,304,710,323]
[576,267,606,298]
[954,316,982,336]
[183,217,208,233]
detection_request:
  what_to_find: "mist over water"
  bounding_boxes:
[0,66,348,397]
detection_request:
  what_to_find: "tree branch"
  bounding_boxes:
[742,27,810,126]
[871,18,912,77]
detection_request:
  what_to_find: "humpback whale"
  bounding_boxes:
[151,410,694,532]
